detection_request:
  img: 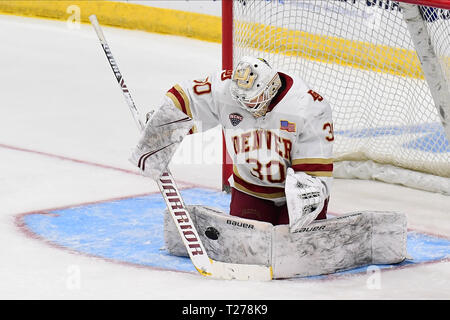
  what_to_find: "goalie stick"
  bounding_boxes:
[89,15,272,281]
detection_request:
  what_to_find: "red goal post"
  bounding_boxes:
[221,0,450,194]
[400,0,450,9]
[221,0,233,192]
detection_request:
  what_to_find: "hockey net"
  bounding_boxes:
[222,0,450,194]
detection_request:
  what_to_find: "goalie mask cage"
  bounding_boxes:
[221,0,450,195]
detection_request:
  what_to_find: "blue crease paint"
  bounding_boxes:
[23,188,450,278]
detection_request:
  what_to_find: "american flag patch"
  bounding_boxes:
[280,120,296,132]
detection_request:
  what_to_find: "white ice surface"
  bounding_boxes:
[0,15,449,299]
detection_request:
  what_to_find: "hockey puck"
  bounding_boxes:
[205,227,220,240]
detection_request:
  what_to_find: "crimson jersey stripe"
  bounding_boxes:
[168,86,188,114]
[233,172,285,195]
[291,163,333,172]
[166,85,195,134]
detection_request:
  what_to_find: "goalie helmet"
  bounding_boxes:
[230,56,282,118]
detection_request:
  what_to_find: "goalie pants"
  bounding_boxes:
[229,187,328,225]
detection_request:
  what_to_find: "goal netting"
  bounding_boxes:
[224,0,450,194]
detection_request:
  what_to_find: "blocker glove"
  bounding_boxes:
[129,101,193,180]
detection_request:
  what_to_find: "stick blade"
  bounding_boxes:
[208,261,273,281]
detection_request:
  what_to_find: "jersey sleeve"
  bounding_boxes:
[164,71,228,134]
[290,92,334,196]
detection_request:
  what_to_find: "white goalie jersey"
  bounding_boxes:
[164,70,334,204]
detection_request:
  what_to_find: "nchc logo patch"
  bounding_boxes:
[280,120,296,132]
[229,113,243,126]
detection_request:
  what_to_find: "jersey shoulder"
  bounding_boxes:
[278,73,332,121]
[210,69,234,100]
[172,69,234,108]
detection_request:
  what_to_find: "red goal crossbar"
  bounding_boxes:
[399,0,450,10]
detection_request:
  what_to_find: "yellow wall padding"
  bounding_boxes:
[0,0,222,43]
[0,1,434,79]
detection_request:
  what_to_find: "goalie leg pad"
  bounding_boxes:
[164,205,273,266]
[272,211,407,278]
[164,208,407,278]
